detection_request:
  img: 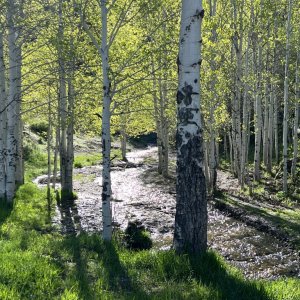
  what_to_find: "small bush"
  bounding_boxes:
[29,121,48,136]
[74,162,83,168]
[124,221,152,250]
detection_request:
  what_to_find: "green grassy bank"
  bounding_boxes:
[0,184,299,299]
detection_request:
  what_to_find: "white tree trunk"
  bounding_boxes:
[267,85,274,173]
[158,72,169,177]
[15,44,23,186]
[6,0,19,202]
[47,90,52,201]
[65,75,74,195]
[52,127,59,189]
[263,84,269,167]
[254,39,262,181]
[120,114,127,162]
[0,29,6,200]
[101,0,112,241]
[151,57,163,173]
[283,0,293,193]
[173,0,207,253]
[241,34,250,188]
[292,52,299,178]
[58,0,68,199]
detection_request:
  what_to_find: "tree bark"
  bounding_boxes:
[0,29,6,200]
[283,0,293,193]
[292,51,299,179]
[6,0,19,202]
[173,0,207,254]
[101,0,113,241]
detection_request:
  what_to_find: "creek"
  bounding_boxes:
[35,147,299,280]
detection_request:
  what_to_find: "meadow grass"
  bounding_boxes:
[0,184,299,299]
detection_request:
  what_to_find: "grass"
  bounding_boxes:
[0,184,299,299]
[73,149,122,168]
[25,147,122,182]
[24,146,49,182]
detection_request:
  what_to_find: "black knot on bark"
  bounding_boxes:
[177,91,185,104]
[195,9,205,19]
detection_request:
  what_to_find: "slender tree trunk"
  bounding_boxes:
[47,90,52,201]
[101,0,113,241]
[274,92,279,164]
[160,10,170,178]
[15,44,23,186]
[58,0,68,200]
[151,56,163,173]
[0,29,6,200]
[267,85,274,173]
[254,38,262,181]
[229,132,234,173]
[204,141,210,188]
[241,34,250,188]
[53,126,59,189]
[283,0,293,193]
[223,133,227,160]
[292,52,299,178]
[6,0,19,202]
[174,0,207,254]
[263,84,269,167]
[120,114,127,162]
[158,72,169,177]
[65,76,74,195]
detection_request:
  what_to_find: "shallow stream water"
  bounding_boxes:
[36,148,299,280]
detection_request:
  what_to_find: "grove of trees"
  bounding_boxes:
[0,0,299,253]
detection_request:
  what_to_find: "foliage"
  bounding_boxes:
[124,221,153,250]
[29,121,49,137]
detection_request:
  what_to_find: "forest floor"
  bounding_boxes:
[1,135,300,299]
[34,146,300,281]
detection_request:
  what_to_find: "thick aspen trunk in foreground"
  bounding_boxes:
[101,0,112,241]
[173,0,207,254]
[0,30,6,200]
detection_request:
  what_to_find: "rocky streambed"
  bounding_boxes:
[36,147,299,280]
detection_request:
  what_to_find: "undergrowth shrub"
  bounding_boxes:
[124,221,152,250]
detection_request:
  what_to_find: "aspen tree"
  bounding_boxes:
[291,51,299,179]
[0,28,6,200]
[283,0,293,193]
[207,0,217,194]
[174,0,207,253]
[253,12,263,181]
[6,0,19,202]
[100,0,113,241]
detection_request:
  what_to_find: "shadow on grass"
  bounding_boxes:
[189,251,271,300]
[58,234,273,300]
[0,201,13,225]
[61,234,149,299]
[56,196,82,234]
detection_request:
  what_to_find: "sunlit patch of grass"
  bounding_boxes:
[73,173,96,183]
[74,149,122,168]
[24,147,49,182]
